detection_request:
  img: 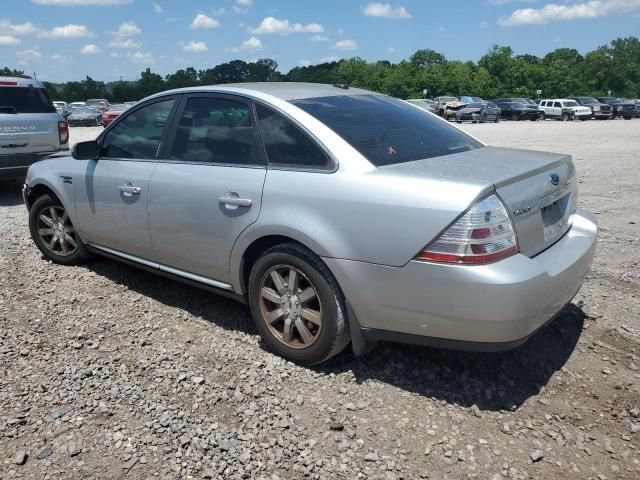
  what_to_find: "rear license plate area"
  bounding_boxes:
[541,192,571,242]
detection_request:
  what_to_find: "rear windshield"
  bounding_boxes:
[0,86,56,114]
[292,94,482,167]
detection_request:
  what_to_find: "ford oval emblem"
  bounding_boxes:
[549,173,560,186]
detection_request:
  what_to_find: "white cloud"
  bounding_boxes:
[235,0,252,5]
[110,51,122,58]
[298,59,311,67]
[233,6,249,14]
[479,20,489,28]
[110,21,141,36]
[499,0,640,26]
[129,51,154,64]
[310,34,329,42]
[32,0,131,5]
[387,46,395,52]
[0,19,40,36]
[332,39,357,50]
[486,0,536,5]
[39,24,93,38]
[108,38,141,48]
[153,2,162,13]
[80,44,100,54]
[230,35,263,52]
[211,7,227,15]
[182,40,208,52]
[249,17,324,35]
[51,53,66,61]
[362,3,412,19]
[0,35,21,46]
[320,56,341,63]
[191,13,220,29]
[31,0,133,7]
[17,49,43,61]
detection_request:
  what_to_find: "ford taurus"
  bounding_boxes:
[23,83,597,365]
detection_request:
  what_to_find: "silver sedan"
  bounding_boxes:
[23,83,597,365]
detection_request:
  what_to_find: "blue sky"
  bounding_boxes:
[1,0,639,82]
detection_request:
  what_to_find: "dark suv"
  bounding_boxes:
[568,97,612,119]
[595,97,635,120]
[0,76,69,181]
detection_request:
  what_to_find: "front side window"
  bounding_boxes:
[170,97,261,165]
[100,99,174,159]
[292,94,482,167]
[256,104,328,168]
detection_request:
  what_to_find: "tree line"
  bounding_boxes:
[2,36,639,102]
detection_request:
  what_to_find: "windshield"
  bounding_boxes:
[109,105,127,112]
[0,86,56,114]
[511,98,529,105]
[73,107,95,114]
[86,100,106,106]
[439,97,457,102]
[292,94,482,167]
[578,97,597,105]
[467,102,485,108]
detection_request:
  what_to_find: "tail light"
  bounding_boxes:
[416,194,518,264]
[58,120,69,145]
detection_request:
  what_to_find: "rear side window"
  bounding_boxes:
[0,86,55,114]
[101,99,174,159]
[170,96,262,165]
[554,102,561,108]
[292,95,482,167]
[256,104,328,168]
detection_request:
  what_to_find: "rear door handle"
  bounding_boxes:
[118,184,141,196]
[218,194,252,208]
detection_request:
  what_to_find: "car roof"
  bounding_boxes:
[154,82,375,101]
[0,76,45,88]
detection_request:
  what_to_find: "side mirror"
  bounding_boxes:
[72,140,100,160]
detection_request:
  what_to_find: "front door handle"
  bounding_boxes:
[118,184,141,196]
[218,194,252,208]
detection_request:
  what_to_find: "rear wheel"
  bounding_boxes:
[28,194,89,265]
[248,243,350,365]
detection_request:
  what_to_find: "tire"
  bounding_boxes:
[624,116,632,120]
[248,243,350,365]
[479,113,487,123]
[494,114,500,123]
[561,112,570,122]
[28,194,89,265]
[539,112,545,121]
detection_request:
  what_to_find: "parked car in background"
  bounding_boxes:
[433,96,466,120]
[492,98,540,121]
[458,96,484,104]
[455,102,500,123]
[124,101,138,107]
[405,99,436,114]
[568,97,612,119]
[0,76,68,181]
[595,97,635,119]
[538,99,591,121]
[86,98,109,112]
[22,82,597,365]
[623,98,640,117]
[67,106,103,126]
[53,101,71,119]
[69,102,86,110]
[101,104,129,127]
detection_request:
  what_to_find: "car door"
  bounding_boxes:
[74,97,177,260]
[148,94,267,284]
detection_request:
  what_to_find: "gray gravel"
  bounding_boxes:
[1,119,639,479]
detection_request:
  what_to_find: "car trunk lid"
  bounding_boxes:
[381,146,577,258]
[0,112,61,156]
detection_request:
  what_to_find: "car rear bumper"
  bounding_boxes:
[0,151,63,180]
[325,208,597,351]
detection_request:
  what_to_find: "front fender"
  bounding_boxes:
[25,158,79,226]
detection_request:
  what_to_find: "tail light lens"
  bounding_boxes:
[416,194,518,264]
[58,120,69,145]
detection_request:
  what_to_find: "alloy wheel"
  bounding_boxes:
[258,264,323,349]
[36,206,78,257]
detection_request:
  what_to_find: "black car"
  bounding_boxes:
[67,106,103,126]
[492,98,540,121]
[595,97,635,119]
[455,102,501,123]
[568,97,612,119]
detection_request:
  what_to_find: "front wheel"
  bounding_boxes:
[28,194,90,265]
[561,112,570,122]
[539,112,545,121]
[248,243,350,365]
[494,114,500,123]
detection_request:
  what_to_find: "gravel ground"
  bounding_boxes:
[1,120,639,480]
